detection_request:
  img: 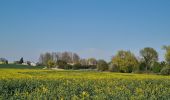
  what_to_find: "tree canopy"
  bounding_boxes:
[140,47,158,71]
[112,50,139,73]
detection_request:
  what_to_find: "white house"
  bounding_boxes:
[22,61,37,66]
[30,62,36,66]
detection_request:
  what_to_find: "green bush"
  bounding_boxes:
[72,63,81,70]
[97,60,108,71]
[151,62,162,73]
[64,64,72,70]
[161,66,170,75]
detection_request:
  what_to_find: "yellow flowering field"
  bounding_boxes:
[0,68,170,99]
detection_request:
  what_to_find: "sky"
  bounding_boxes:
[0,0,170,62]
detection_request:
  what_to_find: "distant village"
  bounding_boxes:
[0,57,37,66]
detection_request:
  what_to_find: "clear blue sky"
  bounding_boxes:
[0,0,170,62]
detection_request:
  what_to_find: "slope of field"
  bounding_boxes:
[0,65,170,100]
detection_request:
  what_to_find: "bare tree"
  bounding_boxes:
[39,52,52,66]
[80,59,88,65]
[61,52,72,63]
[72,53,80,64]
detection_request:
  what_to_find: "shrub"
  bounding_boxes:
[72,63,82,70]
[161,66,170,75]
[13,61,20,64]
[64,64,72,70]
[88,65,97,69]
[97,60,108,71]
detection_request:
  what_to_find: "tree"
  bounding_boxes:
[57,60,67,69]
[80,59,88,66]
[162,45,170,64]
[61,52,72,63]
[47,60,55,68]
[19,57,24,64]
[151,62,162,73]
[140,47,158,71]
[39,52,52,66]
[87,58,97,65]
[112,50,139,73]
[72,53,80,64]
[109,63,119,72]
[161,65,170,75]
[0,58,8,64]
[97,60,108,71]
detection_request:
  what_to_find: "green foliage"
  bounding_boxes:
[97,60,108,71]
[112,50,139,73]
[162,45,170,65]
[161,66,170,75]
[151,62,162,73]
[165,50,170,64]
[1,69,170,99]
[108,63,119,72]
[47,60,55,68]
[139,62,146,71]
[87,58,97,65]
[140,47,158,71]
[72,63,82,70]
[64,64,72,70]
[57,60,67,69]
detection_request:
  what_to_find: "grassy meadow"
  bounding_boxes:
[0,64,170,100]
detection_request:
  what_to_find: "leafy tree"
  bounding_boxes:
[162,45,170,64]
[160,61,167,67]
[112,50,139,73]
[139,61,146,71]
[109,63,119,72]
[140,47,158,71]
[151,62,162,73]
[97,60,108,71]
[87,58,97,65]
[161,65,170,75]
[47,60,55,68]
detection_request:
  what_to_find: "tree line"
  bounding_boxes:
[39,45,170,75]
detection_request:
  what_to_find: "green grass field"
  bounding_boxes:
[0,64,170,100]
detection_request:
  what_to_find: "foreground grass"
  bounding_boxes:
[0,65,170,99]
